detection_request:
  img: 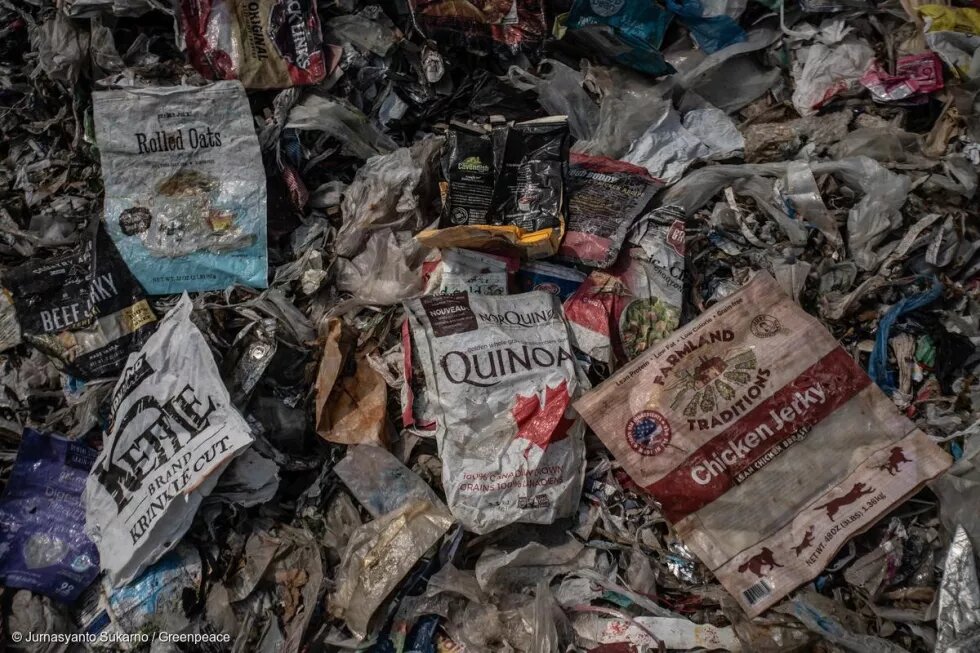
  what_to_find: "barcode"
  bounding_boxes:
[743,579,772,605]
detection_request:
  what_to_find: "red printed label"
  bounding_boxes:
[647,347,870,522]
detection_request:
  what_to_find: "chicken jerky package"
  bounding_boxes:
[574,273,952,616]
[404,291,586,533]
[563,206,685,366]
[181,0,328,89]
[84,295,254,586]
[557,153,663,269]
[4,225,156,380]
[417,117,570,258]
[93,81,267,295]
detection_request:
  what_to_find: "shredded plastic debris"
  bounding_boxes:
[0,0,978,651]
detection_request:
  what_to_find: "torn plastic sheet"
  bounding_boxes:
[564,0,674,77]
[575,273,952,616]
[335,138,442,258]
[285,95,397,159]
[571,613,742,651]
[334,229,427,308]
[423,248,516,296]
[93,81,268,294]
[0,429,100,602]
[506,61,599,141]
[330,499,452,640]
[791,39,875,117]
[78,545,202,641]
[334,444,445,518]
[936,526,980,653]
[665,0,746,55]
[83,295,254,586]
[788,592,912,653]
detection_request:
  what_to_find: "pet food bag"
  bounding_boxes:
[575,273,951,615]
[93,81,267,294]
[404,291,586,533]
[564,206,685,366]
[181,0,328,88]
[557,153,663,269]
[417,117,570,258]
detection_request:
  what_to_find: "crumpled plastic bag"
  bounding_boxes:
[335,137,442,258]
[286,95,397,159]
[507,61,599,141]
[334,230,427,307]
[330,499,453,639]
[792,39,874,116]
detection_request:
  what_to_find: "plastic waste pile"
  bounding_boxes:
[0,0,978,650]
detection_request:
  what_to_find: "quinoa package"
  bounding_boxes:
[417,117,570,258]
[0,429,100,602]
[93,81,267,295]
[563,206,685,366]
[4,225,156,380]
[574,273,952,616]
[404,291,586,533]
[557,153,663,269]
[181,0,328,89]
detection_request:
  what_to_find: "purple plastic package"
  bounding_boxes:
[0,428,100,601]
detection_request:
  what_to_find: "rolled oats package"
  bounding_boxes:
[574,272,951,616]
[93,81,267,295]
[404,291,586,533]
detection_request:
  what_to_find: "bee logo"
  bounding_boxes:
[668,349,758,418]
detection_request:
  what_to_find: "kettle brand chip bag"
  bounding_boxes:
[574,273,951,616]
[418,117,569,258]
[181,0,327,89]
[557,153,663,269]
[93,82,268,295]
[404,291,586,533]
[4,225,156,380]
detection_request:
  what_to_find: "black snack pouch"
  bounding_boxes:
[440,124,497,228]
[491,116,569,233]
[4,224,156,380]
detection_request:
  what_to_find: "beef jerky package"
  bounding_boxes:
[404,291,586,533]
[408,0,549,55]
[181,0,327,88]
[93,81,268,294]
[563,206,685,366]
[418,117,569,258]
[84,294,254,586]
[574,273,952,616]
[557,153,663,269]
[4,225,156,380]
[0,429,100,602]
